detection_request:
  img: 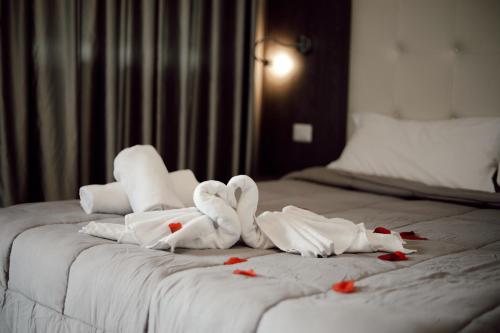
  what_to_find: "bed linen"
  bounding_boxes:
[1,168,500,332]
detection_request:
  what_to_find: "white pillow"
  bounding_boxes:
[328,113,500,193]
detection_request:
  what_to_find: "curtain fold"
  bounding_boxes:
[0,0,255,207]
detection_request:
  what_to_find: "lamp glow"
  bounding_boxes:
[270,52,294,77]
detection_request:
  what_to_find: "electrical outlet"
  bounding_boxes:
[293,123,313,143]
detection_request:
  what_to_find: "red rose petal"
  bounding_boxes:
[332,280,356,293]
[400,231,428,240]
[233,269,257,277]
[378,251,408,261]
[224,257,248,265]
[374,227,391,234]
[168,222,182,233]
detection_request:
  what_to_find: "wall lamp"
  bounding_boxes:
[253,35,312,77]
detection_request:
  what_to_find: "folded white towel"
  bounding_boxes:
[79,169,200,214]
[256,205,413,257]
[227,175,274,249]
[80,179,241,251]
[226,175,412,257]
[113,145,184,212]
[81,219,136,242]
[79,182,132,215]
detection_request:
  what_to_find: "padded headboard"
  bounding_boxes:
[348,0,500,134]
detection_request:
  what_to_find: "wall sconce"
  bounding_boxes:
[253,35,312,77]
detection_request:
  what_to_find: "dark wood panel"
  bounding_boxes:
[258,0,351,178]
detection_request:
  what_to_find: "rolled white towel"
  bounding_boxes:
[170,169,199,207]
[79,182,132,215]
[114,145,183,212]
[79,169,200,215]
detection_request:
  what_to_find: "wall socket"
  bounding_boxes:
[293,123,313,143]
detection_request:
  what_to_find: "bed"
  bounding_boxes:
[2,0,500,332]
[1,167,500,332]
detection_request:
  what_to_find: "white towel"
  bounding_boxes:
[80,219,137,242]
[256,205,413,257]
[170,169,199,207]
[80,180,241,251]
[227,175,274,249]
[113,145,184,212]
[79,169,200,214]
[226,175,412,257]
[79,182,132,215]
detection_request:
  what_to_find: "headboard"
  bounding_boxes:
[348,0,500,134]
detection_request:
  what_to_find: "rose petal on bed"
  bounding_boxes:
[233,269,257,277]
[400,231,428,240]
[378,251,408,261]
[374,227,391,234]
[168,222,182,233]
[332,280,356,293]
[224,257,248,265]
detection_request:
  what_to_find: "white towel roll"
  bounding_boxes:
[79,182,132,215]
[79,169,200,215]
[113,145,183,212]
[171,169,199,207]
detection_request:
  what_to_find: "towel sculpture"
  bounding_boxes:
[229,175,411,257]
[81,145,412,257]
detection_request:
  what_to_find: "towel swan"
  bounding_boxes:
[227,175,275,249]
[81,180,241,251]
[228,175,412,257]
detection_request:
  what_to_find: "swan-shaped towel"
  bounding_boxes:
[228,175,413,257]
[80,180,241,251]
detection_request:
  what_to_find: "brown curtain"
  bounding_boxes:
[0,0,257,207]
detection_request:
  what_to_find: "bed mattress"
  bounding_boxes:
[1,168,499,333]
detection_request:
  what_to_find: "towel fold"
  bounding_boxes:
[79,169,200,215]
[113,145,184,212]
[80,179,241,251]
[227,175,274,249]
[227,175,413,257]
[79,182,132,215]
[256,206,413,257]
